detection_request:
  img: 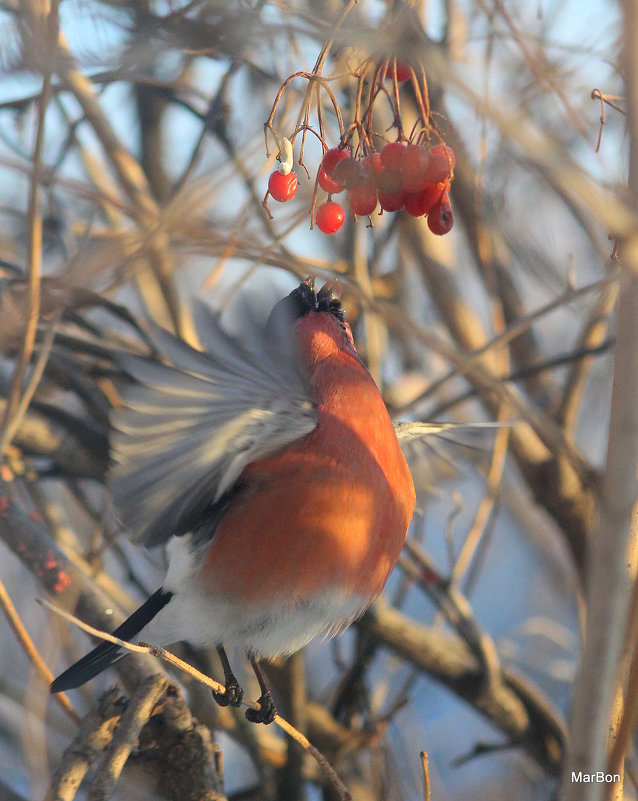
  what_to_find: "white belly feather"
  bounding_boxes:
[137,534,368,657]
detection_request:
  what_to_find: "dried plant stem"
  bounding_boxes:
[56,45,156,222]
[608,576,638,779]
[0,577,80,724]
[420,751,431,801]
[53,20,182,333]
[557,281,619,432]
[0,0,58,456]
[394,275,614,416]
[311,0,358,75]
[451,414,509,582]
[0,308,62,457]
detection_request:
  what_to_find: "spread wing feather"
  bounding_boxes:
[394,421,510,491]
[110,300,317,547]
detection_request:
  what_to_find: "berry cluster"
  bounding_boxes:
[263,28,457,237]
[315,141,455,235]
[264,139,455,236]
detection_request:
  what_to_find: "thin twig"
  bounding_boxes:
[0,577,80,724]
[420,751,431,801]
[393,274,615,416]
[0,306,63,455]
[0,0,59,456]
[451,413,510,582]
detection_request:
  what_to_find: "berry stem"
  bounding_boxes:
[311,0,358,75]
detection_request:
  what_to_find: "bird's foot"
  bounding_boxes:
[245,689,277,725]
[213,676,244,708]
[214,644,244,708]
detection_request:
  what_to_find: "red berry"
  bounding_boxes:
[332,157,363,189]
[401,144,431,192]
[348,185,377,216]
[404,181,447,217]
[427,192,454,235]
[431,144,456,171]
[423,156,449,184]
[424,144,456,183]
[403,191,429,217]
[378,169,402,194]
[377,142,406,195]
[318,167,343,194]
[268,170,298,202]
[361,153,383,186]
[316,201,345,234]
[318,148,350,193]
[321,147,350,175]
[380,141,406,172]
[384,58,411,83]
[378,189,405,213]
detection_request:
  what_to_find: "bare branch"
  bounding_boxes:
[363,602,566,775]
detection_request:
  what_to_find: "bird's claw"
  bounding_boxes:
[245,690,277,724]
[213,678,244,708]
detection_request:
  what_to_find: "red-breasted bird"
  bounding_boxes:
[51,279,420,723]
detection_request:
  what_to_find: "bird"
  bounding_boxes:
[50,278,418,723]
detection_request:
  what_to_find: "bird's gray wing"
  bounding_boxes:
[394,421,510,492]
[110,299,316,547]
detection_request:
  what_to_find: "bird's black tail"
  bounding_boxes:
[50,588,173,692]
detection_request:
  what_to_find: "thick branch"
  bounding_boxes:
[561,5,638,797]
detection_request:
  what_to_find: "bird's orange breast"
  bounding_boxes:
[201,313,416,608]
